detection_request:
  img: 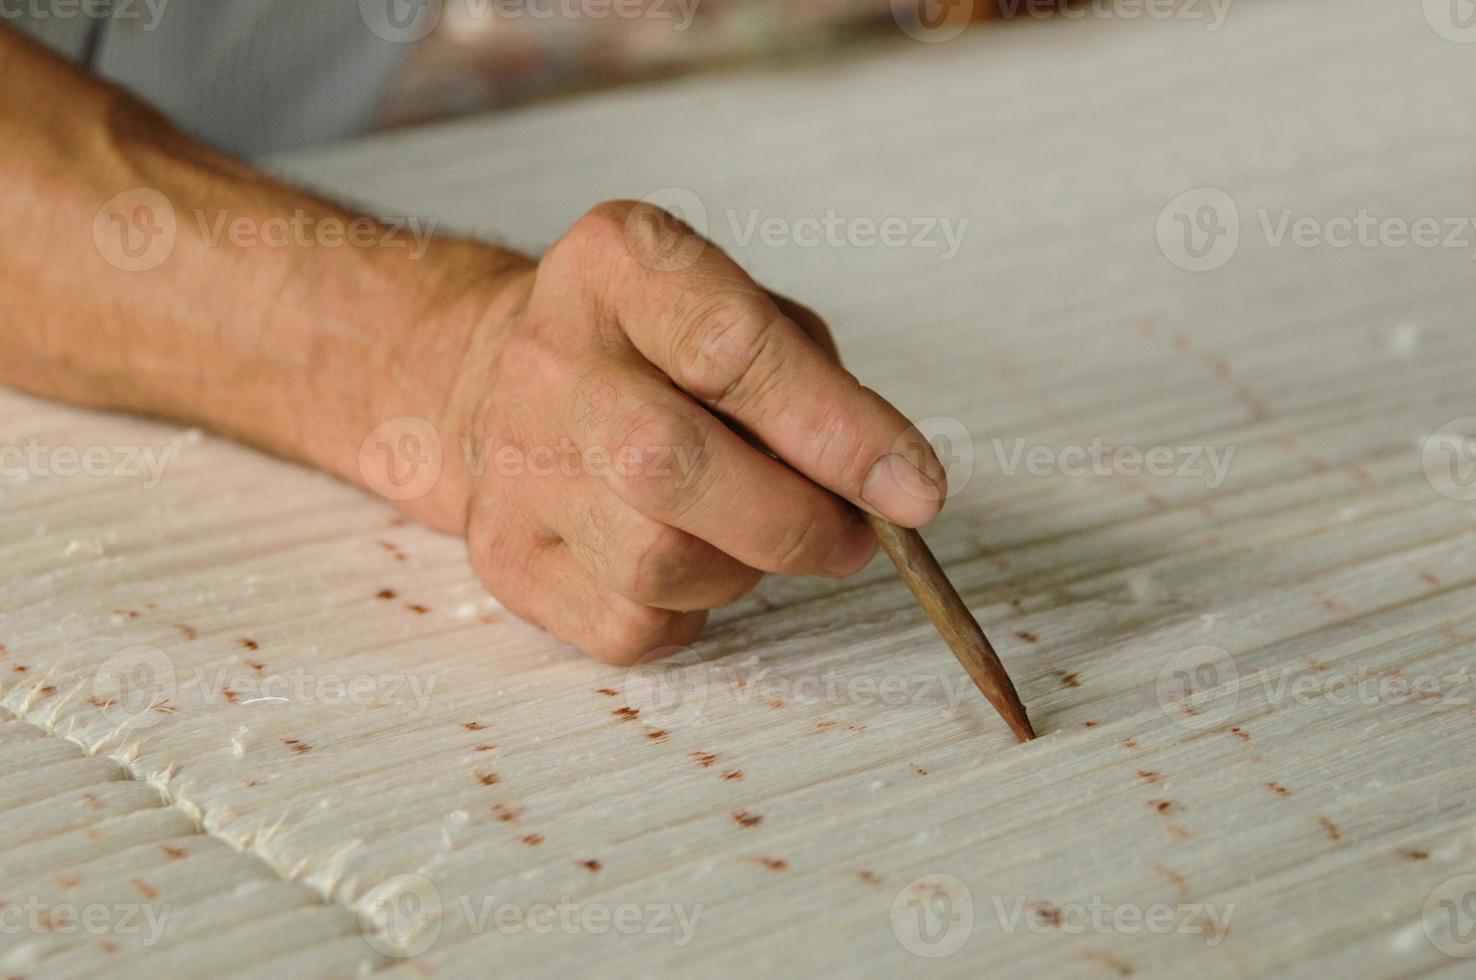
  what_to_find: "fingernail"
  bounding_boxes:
[824,527,878,577]
[861,453,944,527]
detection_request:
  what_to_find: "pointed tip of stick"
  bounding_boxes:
[981,680,1036,742]
[1005,707,1037,743]
[863,517,1037,743]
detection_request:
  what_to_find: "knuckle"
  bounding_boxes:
[669,294,781,407]
[606,408,707,518]
[593,606,670,666]
[711,566,766,608]
[766,513,829,575]
[818,411,881,496]
[623,526,696,601]
[544,201,638,281]
[497,319,565,387]
[614,200,706,270]
[464,532,546,630]
[616,407,691,462]
[575,200,639,249]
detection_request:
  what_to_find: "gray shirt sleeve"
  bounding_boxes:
[5,1,416,156]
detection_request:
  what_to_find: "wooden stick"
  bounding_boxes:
[864,514,1036,742]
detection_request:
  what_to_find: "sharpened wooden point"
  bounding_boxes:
[865,514,1035,742]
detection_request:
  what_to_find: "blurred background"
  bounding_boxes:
[377,0,1064,128]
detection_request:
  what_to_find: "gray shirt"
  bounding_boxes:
[6,0,416,155]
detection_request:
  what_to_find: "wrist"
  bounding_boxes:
[347,238,535,533]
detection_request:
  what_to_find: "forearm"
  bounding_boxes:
[0,27,530,530]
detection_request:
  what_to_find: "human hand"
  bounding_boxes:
[413,201,948,663]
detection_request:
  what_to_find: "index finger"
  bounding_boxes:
[608,200,948,528]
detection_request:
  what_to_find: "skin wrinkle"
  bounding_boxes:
[711,314,790,422]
